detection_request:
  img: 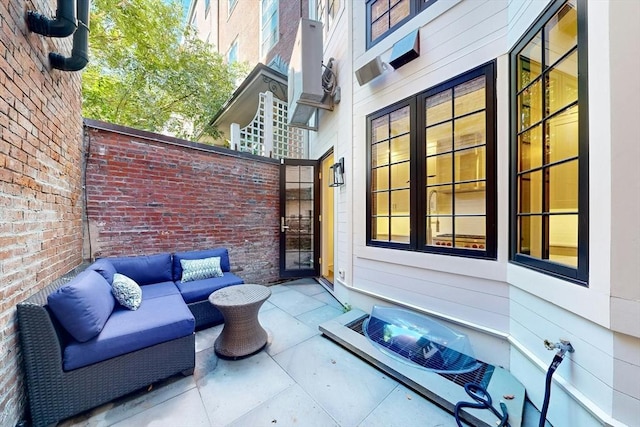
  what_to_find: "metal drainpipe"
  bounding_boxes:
[50,0,90,72]
[27,0,78,38]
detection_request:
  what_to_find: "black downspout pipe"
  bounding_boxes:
[27,0,77,38]
[50,0,90,72]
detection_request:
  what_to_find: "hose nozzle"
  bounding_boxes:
[544,339,574,357]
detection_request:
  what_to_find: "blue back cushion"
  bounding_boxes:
[108,253,173,286]
[87,258,117,284]
[175,272,244,303]
[172,248,231,282]
[47,270,115,342]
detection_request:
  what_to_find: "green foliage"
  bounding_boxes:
[83,0,248,140]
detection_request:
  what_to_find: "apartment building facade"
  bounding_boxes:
[187,0,310,72]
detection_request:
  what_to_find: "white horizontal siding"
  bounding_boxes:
[613,333,640,426]
[353,256,509,331]
[510,287,616,416]
[354,0,509,113]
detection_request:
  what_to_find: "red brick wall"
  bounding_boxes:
[264,0,309,66]
[84,120,281,285]
[0,1,84,425]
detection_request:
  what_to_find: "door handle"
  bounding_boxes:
[281,217,289,232]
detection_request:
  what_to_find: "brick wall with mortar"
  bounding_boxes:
[83,120,281,285]
[0,0,84,425]
[264,0,309,67]
[217,0,308,67]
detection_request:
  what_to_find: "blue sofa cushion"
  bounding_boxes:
[47,270,115,343]
[141,281,180,300]
[62,293,195,371]
[108,253,173,286]
[173,248,231,281]
[180,256,223,282]
[112,273,142,310]
[176,272,244,304]
[87,259,117,285]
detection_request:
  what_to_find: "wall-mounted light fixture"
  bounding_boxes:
[329,157,345,187]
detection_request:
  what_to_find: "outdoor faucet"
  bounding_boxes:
[544,339,575,358]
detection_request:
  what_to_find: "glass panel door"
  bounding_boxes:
[280,159,319,277]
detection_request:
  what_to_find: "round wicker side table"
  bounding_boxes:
[208,284,271,359]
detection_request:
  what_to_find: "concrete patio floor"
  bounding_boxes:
[59,278,469,427]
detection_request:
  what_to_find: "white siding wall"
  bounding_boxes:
[306,0,352,298]
[326,0,640,426]
[349,0,512,364]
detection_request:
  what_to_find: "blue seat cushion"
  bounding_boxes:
[172,248,231,282]
[87,258,117,285]
[47,270,115,343]
[63,293,195,371]
[141,281,180,300]
[175,272,244,304]
[108,253,173,286]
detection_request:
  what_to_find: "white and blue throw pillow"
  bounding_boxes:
[112,273,142,310]
[180,256,223,282]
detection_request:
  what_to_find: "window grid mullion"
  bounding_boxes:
[388,119,393,241]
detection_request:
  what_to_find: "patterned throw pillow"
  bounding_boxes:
[112,273,142,310]
[180,256,224,282]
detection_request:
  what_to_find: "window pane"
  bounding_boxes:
[372,116,389,142]
[454,76,485,116]
[518,125,543,172]
[426,122,452,155]
[390,135,410,163]
[455,189,486,215]
[426,153,452,185]
[519,170,542,214]
[390,106,410,136]
[371,0,387,21]
[390,162,410,189]
[454,217,486,249]
[373,216,389,241]
[372,166,389,191]
[373,192,389,215]
[518,78,542,130]
[434,216,453,240]
[549,161,578,211]
[546,51,578,115]
[455,147,485,183]
[427,185,452,215]
[286,165,300,182]
[545,0,577,66]
[390,217,410,243]
[372,141,389,167]
[428,216,453,246]
[546,105,578,163]
[300,167,314,182]
[371,13,389,41]
[391,189,410,214]
[518,31,542,90]
[426,90,452,125]
[549,214,578,266]
[455,112,485,149]
[389,0,410,27]
[519,215,542,258]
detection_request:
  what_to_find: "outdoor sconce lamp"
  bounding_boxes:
[329,157,345,187]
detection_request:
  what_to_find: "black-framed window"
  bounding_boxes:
[366,0,437,49]
[367,62,497,259]
[510,0,588,284]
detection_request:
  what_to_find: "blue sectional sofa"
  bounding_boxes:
[17,248,244,427]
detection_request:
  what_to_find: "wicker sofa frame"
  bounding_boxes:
[17,268,196,427]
